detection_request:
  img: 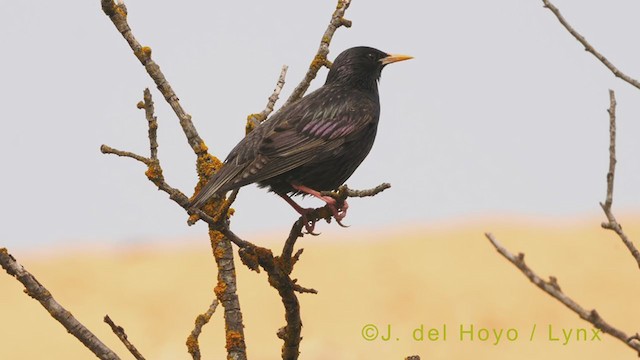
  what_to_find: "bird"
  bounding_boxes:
[190,46,412,233]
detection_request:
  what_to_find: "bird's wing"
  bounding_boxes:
[190,89,377,207]
[236,90,379,184]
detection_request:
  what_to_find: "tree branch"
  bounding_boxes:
[104,315,146,360]
[246,65,288,133]
[100,2,359,360]
[186,299,220,360]
[540,0,640,90]
[283,0,353,107]
[485,233,640,354]
[598,89,640,268]
[101,6,246,357]
[485,89,640,355]
[100,0,207,155]
[223,221,310,360]
[0,248,122,360]
[209,229,247,359]
[219,182,388,360]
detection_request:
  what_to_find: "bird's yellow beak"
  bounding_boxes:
[380,53,413,65]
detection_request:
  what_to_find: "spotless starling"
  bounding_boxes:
[191,46,412,233]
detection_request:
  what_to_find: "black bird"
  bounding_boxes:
[191,46,412,232]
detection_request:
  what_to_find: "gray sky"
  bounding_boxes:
[1,0,639,250]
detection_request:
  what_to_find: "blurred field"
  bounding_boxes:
[1,215,640,359]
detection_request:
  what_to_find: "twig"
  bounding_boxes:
[541,0,640,90]
[485,233,640,355]
[598,90,640,268]
[405,356,421,360]
[100,145,150,165]
[283,0,353,107]
[140,88,159,160]
[282,220,304,262]
[186,299,220,360]
[104,315,146,360]
[321,182,391,198]
[246,65,288,134]
[0,248,121,360]
[101,0,207,155]
[101,144,192,209]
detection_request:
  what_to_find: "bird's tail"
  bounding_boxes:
[189,165,243,209]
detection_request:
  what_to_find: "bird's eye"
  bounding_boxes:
[367,53,375,60]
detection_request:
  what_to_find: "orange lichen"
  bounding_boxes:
[145,162,163,182]
[115,4,127,18]
[209,230,224,247]
[141,46,152,57]
[245,114,262,134]
[187,213,200,224]
[246,113,261,122]
[196,153,223,181]
[310,54,326,71]
[226,330,245,350]
[185,335,198,353]
[238,248,260,272]
[213,280,227,298]
[194,141,209,155]
[213,246,225,260]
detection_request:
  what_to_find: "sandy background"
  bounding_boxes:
[1,215,639,359]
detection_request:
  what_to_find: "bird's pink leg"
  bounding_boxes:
[277,193,320,235]
[291,184,349,227]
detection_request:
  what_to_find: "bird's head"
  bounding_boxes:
[325,46,412,90]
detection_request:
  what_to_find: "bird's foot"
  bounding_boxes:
[323,198,349,228]
[300,211,321,236]
[291,184,350,227]
[277,192,321,234]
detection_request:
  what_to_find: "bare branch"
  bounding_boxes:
[322,182,391,198]
[0,248,121,360]
[541,0,640,90]
[246,65,288,133]
[100,145,150,165]
[283,0,353,107]
[186,299,220,360]
[102,142,192,209]
[598,90,640,268]
[140,88,159,160]
[282,219,304,261]
[104,315,146,360]
[602,89,617,210]
[101,90,195,213]
[101,0,207,155]
[485,233,640,355]
[292,282,318,295]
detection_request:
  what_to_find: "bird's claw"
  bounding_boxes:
[335,217,350,228]
[325,198,349,226]
[301,215,320,235]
